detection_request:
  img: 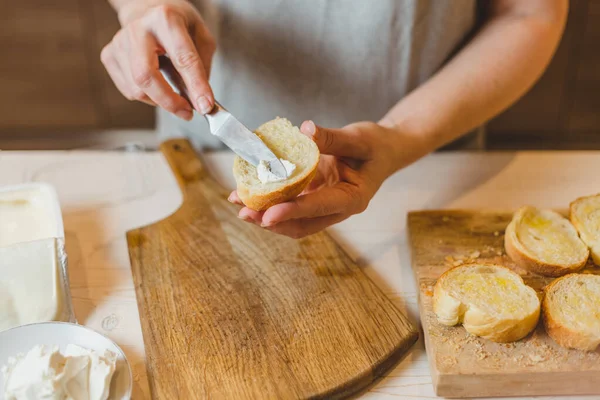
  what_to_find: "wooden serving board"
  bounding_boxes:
[408,210,600,398]
[127,139,418,399]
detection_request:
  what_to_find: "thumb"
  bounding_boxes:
[301,120,370,160]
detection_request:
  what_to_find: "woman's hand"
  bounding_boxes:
[101,0,215,120]
[229,120,426,238]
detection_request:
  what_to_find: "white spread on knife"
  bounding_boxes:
[257,159,296,184]
[0,238,63,331]
[2,344,117,400]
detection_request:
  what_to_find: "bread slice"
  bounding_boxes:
[433,264,540,342]
[233,118,319,211]
[570,193,600,266]
[505,206,589,277]
[542,273,600,351]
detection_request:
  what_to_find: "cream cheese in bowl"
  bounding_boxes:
[0,322,132,400]
[0,184,74,331]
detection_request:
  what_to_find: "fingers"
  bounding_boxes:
[300,120,372,160]
[193,25,216,76]
[261,183,366,227]
[102,28,193,119]
[238,207,264,225]
[265,214,347,239]
[127,27,194,119]
[227,191,244,205]
[101,4,216,118]
[231,184,360,238]
[229,190,263,224]
[101,45,138,101]
[235,205,346,239]
[150,7,214,114]
[101,44,155,106]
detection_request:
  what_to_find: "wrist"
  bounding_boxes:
[116,0,188,25]
[381,119,436,174]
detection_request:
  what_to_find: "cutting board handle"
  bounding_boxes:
[159,139,206,192]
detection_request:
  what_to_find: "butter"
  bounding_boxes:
[0,238,63,331]
[2,344,117,400]
[452,272,521,315]
[517,211,583,263]
[552,277,600,330]
[257,159,296,184]
[0,188,57,248]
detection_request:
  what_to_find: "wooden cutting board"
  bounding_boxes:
[408,210,600,398]
[127,139,418,399]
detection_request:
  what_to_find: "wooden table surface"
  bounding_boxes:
[1,149,599,400]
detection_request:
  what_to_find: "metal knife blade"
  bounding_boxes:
[158,56,287,179]
[204,104,288,178]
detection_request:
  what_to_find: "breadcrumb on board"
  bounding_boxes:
[421,295,600,373]
[415,214,600,382]
[420,283,434,297]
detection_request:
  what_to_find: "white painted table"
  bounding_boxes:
[1,149,599,400]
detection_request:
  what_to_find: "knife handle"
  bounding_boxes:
[158,55,223,115]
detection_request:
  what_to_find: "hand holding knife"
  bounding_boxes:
[158,56,288,180]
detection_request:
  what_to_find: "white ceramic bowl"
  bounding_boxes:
[0,322,132,400]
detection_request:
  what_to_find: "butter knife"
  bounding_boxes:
[158,56,287,179]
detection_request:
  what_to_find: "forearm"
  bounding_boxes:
[381,0,568,165]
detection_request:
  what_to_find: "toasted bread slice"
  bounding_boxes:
[433,264,540,342]
[570,194,600,266]
[543,273,600,351]
[233,118,319,211]
[505,206,589,277]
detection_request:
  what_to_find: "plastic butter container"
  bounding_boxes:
[0,183,75,331]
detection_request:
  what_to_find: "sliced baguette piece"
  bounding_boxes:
[570,193,600,266]
[505,206,589,277]
[233,117,319,211]
[433,264,540,342]
[542,273,600,351]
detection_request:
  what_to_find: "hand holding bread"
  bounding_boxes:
[229,121,600,350]
[231,118,320,212]
[230,118,414,238]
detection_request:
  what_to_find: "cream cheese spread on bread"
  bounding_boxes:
[257,159,296,184]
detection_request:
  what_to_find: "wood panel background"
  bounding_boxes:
[0,0,154,137]
[486,0,600,149]
[0,0,598,149]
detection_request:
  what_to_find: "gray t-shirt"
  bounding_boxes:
[157,0,482,150]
